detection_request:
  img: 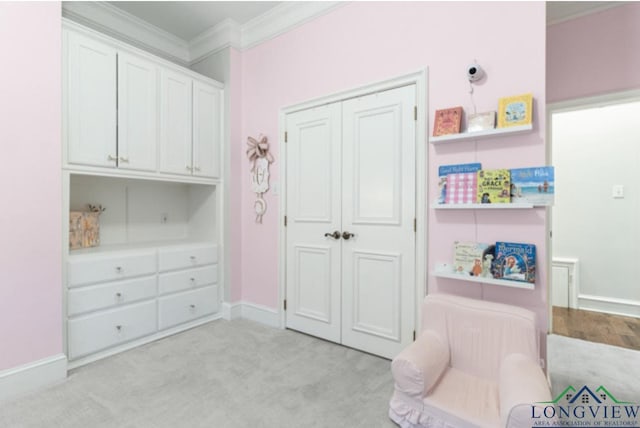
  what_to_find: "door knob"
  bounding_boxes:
[324,231,341,239]
[342,231,355,240]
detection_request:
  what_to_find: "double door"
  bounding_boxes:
[285,85,416,359]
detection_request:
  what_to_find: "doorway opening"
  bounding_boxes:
[549,92,640,350]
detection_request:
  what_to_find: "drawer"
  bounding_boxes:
[68,249,156,287]
[67,301,157,359]
[158,285,219,330]
[158,265,217,295]
[158,244,217,272]
[68,276,157,316]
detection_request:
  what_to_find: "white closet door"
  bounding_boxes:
[66,31,117,167]
[118,52,158,172]
[160,69,192,176]
[285,104,343,343]
[341,85,416,359]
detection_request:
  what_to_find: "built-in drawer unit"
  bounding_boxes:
[68,276,157,316]
[158,265,217,295]
[158,285,219,330]
[67,249,157,287]
[158,243,217,272]
[67,300,157,359]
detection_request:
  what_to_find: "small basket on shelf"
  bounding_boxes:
[69,204,105,250]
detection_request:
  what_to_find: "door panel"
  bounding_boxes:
[193,81,222,178]
[66,31,117,167]
[118,52,158,172]
[160,70,192,175]
[285,104,342,343]
[341,85,416,359]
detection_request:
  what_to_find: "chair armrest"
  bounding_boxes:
[391,330,449,399]
[499,353,552,428]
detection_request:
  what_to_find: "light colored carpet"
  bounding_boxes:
[1,322,639,427]
[547,333,640,402]
[0,319,396,428]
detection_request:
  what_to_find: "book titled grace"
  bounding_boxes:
[432,106,463,136]
[497,93,533,128]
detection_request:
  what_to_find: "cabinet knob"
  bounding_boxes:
[186,165,193,171]
[116,292,123,299]
[194,166,201,172]
[190,277,196,286]
[108,155,118,162]
[116,325,122,332]
[119,156,129,163]
[189,304,196,311]
[115,266,123,274]
[190,256,196,263]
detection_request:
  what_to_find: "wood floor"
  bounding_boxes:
[553,306,640,351]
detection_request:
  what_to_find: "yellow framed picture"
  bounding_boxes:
[497,93,533,128]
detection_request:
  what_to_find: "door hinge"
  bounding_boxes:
[284,131,288,143]
[414,106,417,121]
[284,215,288,227]
[413,330,416,341]
[283,299,287,311]
[413,218,417,232]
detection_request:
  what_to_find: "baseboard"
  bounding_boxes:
[239,301,281,328]
[579,294,640,318]
[0,354,67,403]
[222,301,242,320]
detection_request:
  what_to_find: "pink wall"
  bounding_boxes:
[547,3,640,103]
[229,48,243,302]
[0,2,62,371]
[238,2,548,333]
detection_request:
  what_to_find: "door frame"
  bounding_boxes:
[277,69,428,333]
[546,88,640,331]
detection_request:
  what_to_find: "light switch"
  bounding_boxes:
[612,184,624,198]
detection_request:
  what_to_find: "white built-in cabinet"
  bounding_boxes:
[63,20,225,367]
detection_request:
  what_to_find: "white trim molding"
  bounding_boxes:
[62,1,190,65]
[552,257,579,309]
[62,1,345,66]
[239,302,281,328]
[0,354,67,403]
[578,295,640,319]
[222,302,243,321]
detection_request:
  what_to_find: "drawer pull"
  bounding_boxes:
[190,278,196,285]
[190,256,197,262]
[115,292,123,300]
[115,266,123,274]
[116,325,123,332]
[189,304,196,310]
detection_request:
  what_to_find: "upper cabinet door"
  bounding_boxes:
[159,69,192,176]
[118,52,158,172]
[192,82,222,178]
[66,31,117,167]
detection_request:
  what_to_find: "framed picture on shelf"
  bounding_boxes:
[497,93,533,128]
[467,111,496,132]
[432,106,463,136]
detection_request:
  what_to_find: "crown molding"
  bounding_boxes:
[62,1,190,65]
[240,1,345,51]
[189,18,241,65]
[63,1,346,66]
[547,2,626,26]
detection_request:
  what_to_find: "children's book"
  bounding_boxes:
[510,166,555,206]
[497,93,533,128]
[433,106,463,136]
[476,169,511,204]
[437,163,481,204]
[453,241,490,276]
[491,241,536,283]
[467,111,496,132]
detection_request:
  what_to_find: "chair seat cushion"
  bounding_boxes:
[423,367,501,428]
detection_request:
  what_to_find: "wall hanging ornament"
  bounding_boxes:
[246,134,275,223]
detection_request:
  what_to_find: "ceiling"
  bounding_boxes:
[107,1,282,41]
[89,2,628,44]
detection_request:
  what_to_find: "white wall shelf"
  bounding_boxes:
[430,124,533,145]
[433,202,534,210]
[433,264,535,290]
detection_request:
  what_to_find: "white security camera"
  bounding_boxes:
[467,63,484,82]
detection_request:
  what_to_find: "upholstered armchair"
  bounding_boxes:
[389,294,551,428]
